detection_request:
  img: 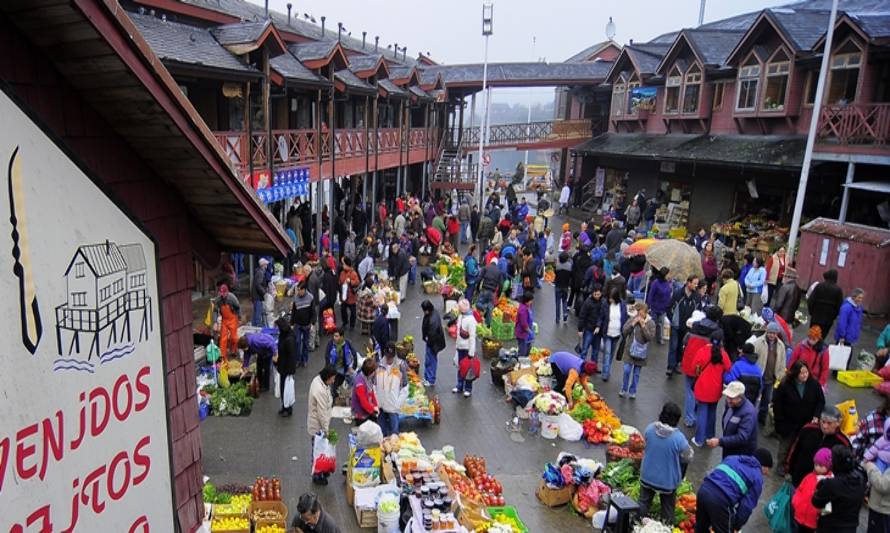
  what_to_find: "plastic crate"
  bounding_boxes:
[838,370,883,388]
[492,321,515,341]
[486,506,529,533]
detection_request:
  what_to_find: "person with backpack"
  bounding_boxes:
[464,245,481,303]
[724,343,763,405]
[691,330,732,447]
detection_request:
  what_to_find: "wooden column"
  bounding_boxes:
[373,94,379,205]
[316,89,323,250]
[363,94,370,204]
[262,48,271,178]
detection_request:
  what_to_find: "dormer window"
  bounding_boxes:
[612,78,626,116]
[682,65,702,113]
[664,67,682,114]
[827,41,862,104]
[762,49,790,111]
[736,56,761,111]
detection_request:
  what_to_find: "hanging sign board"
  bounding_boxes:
[0,88,176,531]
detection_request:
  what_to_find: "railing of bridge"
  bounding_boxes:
[461,118,594,147]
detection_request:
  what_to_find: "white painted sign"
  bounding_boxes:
[0,89,176,531]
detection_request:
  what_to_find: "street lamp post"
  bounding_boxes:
[523,36,536,187]
[476,2,493,206]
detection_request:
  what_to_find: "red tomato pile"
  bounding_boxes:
[627,433,645,453]
[442,465,482,504]
[583,420,612,444]
[464,455,505,507]
[606,445,643,461]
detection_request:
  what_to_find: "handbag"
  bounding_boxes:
[459,317,470,339]
[629,336,648,360]
[735,282,745,311]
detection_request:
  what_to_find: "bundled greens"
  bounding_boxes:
[204,382,254,416]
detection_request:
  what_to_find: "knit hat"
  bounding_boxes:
[754,448,774,468]
[582,361,598,375]
[766,322,782,334]
[813,447,832,469]
[808,325,823,341]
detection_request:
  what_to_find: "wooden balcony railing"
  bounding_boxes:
[816,103,890,148]
[462,118,595,148]
[213,127,437,173]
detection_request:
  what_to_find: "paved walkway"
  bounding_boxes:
[199,205,882,531]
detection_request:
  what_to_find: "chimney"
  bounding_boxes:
[286,3,292,25]
[264,0,269,18]
[394,42,398,58]
[362,31,367,49]
[321,16,325,36]
[375,36,379,51]
[338,22,343,42]
[403,47,407,61]
[629,38,634,45]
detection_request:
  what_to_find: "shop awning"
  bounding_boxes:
[573,133,807,170]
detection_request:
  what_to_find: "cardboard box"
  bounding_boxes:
[507,366,536,387]
[536,480,573,507]
[382,461,396,484]
[346,470,355,506]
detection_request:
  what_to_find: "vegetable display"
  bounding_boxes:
[211,517,248,531]
[252,478,281,501]
[532,391,567,415]
[203,382,254,416]
[465,455,505,506]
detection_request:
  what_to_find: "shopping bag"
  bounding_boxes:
[829,344,852,370]
[355,420,383,446]
[836,399,859,436]
[312,433,337,475]
[282,375,295,408]
[273,370,281,398]
[763,480,794,533]
[203,302,214,327]
[557,413,583,441]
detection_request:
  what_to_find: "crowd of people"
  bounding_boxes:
[204,179,890,533]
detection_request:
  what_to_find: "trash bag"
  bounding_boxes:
[557,412,583,441]
[763,480,794,533]
[355,420,384,447]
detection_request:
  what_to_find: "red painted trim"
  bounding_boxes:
[79,0,290,256]
[258,24,288,56]
[270,71,284,86]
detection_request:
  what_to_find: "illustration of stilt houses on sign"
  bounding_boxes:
[54,240,153,368]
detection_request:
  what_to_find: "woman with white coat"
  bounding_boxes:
[307,366,337,485]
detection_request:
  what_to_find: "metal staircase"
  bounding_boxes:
[430,135,476,191]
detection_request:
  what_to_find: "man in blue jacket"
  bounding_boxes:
[707,381,758,458]
[695,448,772,533]
[835,288,865,351]
[639,402,693,526]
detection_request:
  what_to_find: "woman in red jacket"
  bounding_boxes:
[788,326,830,389]
[692,330,732,447]
[351,358,379,424]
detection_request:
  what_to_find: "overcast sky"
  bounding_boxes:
[254,0,791,104]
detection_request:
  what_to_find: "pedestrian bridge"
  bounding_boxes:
[460,118,601,152]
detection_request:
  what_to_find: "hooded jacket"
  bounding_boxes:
[578,296,606,333]
[700,455,764,529]
[725,350,763,405]
[640,421,693,492]
[480,262,503,292]
[808,280,844,327]
[719,398,758,457]
[835,297,863,344]
[554,258,573,290]
[276,322,298,376]
[692,344,732,403]
[422,309,447,353]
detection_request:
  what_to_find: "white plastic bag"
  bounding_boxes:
[312,432,337,475]
[557,412,583,441]
[829,344,852,370]
[274,370,281,398]
[760,288,768,306]
[282,375,295,408]
[355,420,383,446]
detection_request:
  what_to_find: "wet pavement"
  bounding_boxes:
[199,204,885,532]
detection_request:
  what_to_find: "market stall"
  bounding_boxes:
[202,477,289,532]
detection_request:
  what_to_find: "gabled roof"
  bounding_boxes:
[119,244,148,272]
[417,53,438,66]
[334,69,376,95]
[389,65,420,86]
[129,13,260,77]
[378,78,409,98]
[270,52,330,87]
[606,43,669,83]
[656,29,745,74]
[850,13,890,39]
[725,7,832,65]
[424,62,613,88]
[66,243,128,278]
[289,40,349,70]
[349,53,390,79]
[418,69,442,89]
[210,19,286,56]
[408,85,432,101]
[564,40,620,63]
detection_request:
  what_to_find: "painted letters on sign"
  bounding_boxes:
[0,89,176,531]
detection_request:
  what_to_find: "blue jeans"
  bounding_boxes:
[600,336,621,379]
[252,299,264,326]
[518,338,532,359]
[621,362,641,394]
[628,272,645,294]
[695,401,718,443]
[581,330,601,362]
[554,288,568,322]
[477,290,494,325]
[378,411,400,437]
[460,222,469,243]
[408,264,417,285]
[424,345,439,384]
[667,326,682,372]
[684,376,697,426]
[295,325,310,365]
[758,381,774,423]
[465,280,477,303]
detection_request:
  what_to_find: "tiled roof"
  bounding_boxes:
[685,30,746,65]
[130,13,258,74]
[174,0,415,65]
[408,86,432,100]
[564,41,617,63]
[802,218,890,247]
[335,69,376,94]
[573,133,806,169]
[209,20,269,45]
[418,69,441,86]
[423,61,613,85]
[289,40,337,62]
[349,53,383,73]
[389,65,415,80]
[768,8,832,50]
[378,78,408,97]
[271,52,328,85]
[852,13,890,38]
[72,243,128,277]
[626,44,671,75]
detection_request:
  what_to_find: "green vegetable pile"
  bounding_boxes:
[202,482,232,504]
[204,382,254,416]
[600,459,697,523]
[569,402,594,422]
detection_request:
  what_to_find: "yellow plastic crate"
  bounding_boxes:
[837,370,883,388]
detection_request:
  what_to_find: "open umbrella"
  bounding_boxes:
[645,239,704,281]
[623,238,658,257]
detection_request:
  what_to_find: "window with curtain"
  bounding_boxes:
[683,66,702,113]
[665,67,682,114]
[762,50,790,110]
[827,51,861,104]
[736,57,761,110]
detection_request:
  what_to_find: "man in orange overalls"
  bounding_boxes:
[215,282,241,357]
